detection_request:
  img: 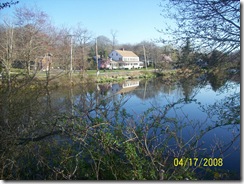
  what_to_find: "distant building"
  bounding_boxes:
[98,58,111,70]
[109,48,139,62]
[36,53,52,71]
[108,49,144,69]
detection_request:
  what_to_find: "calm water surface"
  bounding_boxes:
[1,75,240,180]
[94,78,240,177]
[120,80,240,173]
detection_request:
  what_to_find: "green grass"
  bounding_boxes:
[86,67,154,74]
[4,67,157,86]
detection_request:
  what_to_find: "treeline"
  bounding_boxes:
[0,6,240,84]
[0,6,179,74]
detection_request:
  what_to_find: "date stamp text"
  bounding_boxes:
[173,158,223,167]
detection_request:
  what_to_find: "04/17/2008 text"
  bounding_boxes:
[173,158,223,167]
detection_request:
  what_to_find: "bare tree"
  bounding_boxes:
[110,29,118,50]
[74,24,93,71]
[133,41,162,68]
[14,6,51,76]
[97,35,112,59]
[52,26,72,71]
[0,19,15,87]
[158,0,240,53]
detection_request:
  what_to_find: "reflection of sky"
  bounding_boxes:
[122,81,240,117]
[119,81,240,176]
[68,79,240,176]
[193,82,240,106]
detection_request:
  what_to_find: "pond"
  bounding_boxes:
[0,72,240,180]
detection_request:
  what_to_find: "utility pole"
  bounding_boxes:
[143,45,147,70]
[68,34,75,83]
[96,37,99,77]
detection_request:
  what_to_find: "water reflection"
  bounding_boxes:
[97,80,140,96]
[0,71,240,180]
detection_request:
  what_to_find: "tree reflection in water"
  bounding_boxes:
[0,71,240,180]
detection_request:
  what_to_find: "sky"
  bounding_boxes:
[0,0,166,45]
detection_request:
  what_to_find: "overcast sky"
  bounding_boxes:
[0,0,168,44]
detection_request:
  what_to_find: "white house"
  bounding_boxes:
[108,49,143,69]
[109,49,139,62]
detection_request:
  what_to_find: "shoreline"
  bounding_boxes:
[0,67,219,89]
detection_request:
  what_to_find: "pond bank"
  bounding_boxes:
[47,69,159,87]
[0,68,208,89]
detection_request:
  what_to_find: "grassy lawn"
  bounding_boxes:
[6,67,157,81]
[86,67,155,74]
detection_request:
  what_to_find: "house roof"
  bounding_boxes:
[114,50,139,57]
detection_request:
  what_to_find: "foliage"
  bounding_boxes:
[175,38,196,68]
